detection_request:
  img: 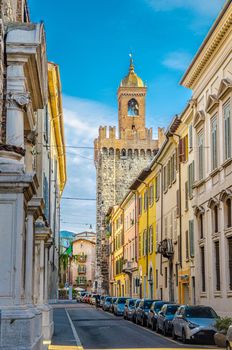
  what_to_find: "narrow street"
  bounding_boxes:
[63,304,217,350]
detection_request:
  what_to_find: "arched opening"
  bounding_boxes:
[226,198,232,228]
[128,98,139,116]
[121,149,126,158]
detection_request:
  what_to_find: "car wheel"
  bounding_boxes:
[226,342,232,350]
[182,329,188,344]
[163,324,167,336]
[147,320,150,329]
[136,316,139,325]
[172,326,177,340]
[156,321,160,333]
[142,318,147,327]
[152,320,156,331]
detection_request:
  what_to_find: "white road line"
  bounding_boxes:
[65,308,83,347]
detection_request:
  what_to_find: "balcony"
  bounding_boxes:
[122,260,137,273]
[77,254,87,263]
[157,239,174,259]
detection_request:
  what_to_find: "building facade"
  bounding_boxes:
[94,58,159,293]
[0,1,66,348]
[181,0,232,316]
[72,232,96,292]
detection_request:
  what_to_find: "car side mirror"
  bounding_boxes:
[159,311,164,316]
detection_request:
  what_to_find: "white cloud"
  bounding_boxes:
[61,96,117,233]
[145,0,225,17]
[162,51,192,71]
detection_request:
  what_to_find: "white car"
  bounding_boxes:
[172,305,218,344]
[226,324,232,350]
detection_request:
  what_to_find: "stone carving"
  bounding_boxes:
[7,92,31,111]
[3,0,14,22]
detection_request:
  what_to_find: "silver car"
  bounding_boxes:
[226,324,232,350]
[172,305,218,344]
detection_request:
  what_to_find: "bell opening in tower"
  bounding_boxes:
[128,98,139,116]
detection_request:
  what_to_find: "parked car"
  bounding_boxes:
[226,324,232,350]
[100,295,108,307]
[132,299,141,323]
[103,296,112,311]
[172,305,218,344]
[109,297,117,313]
[124,298,137,320]
[156,304,180,335]
[148,301,169,330]
[136,299,156,327]
[76,291,86,303]
[113,297,128,316]
[91,294,100,305]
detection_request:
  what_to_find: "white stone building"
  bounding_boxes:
[181,0,232,316]
[0,1,66,348]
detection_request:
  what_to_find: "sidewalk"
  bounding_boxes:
[48,303,83,350]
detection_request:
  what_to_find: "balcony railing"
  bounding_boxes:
[77,254,87,263]
[76,277,87,285]
[78,267,86,275]
[122,260,137,273]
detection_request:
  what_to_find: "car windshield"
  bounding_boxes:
[166,305,179,315]
[154,302,166,311]
[144,300,153,309]
[105,297,112,302]
[118,298,127,304]
[129,300,135,306]
[185,307,218,319]
[135,300,141,307]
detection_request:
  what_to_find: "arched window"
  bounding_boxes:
[226,198,232,228]
[214,206,219,233]
[128,98,139,116]
[121,149,126,158]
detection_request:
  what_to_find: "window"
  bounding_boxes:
[211,116,218,170]
[163,166,167,192]
[139,234,141,258]
[144,190,148,211]
[199,214,204,239]
[138,195,142,215]
[143,230,147,256]
[188,161,195,199]
[149,184,154,206]
[155,174,160,201]
[167,160,171,187]
[189,220,194,258]
[185,181,188,210]
[185,230,189,260]
[198,131,204,180]
[200,246,206,292]
[165,267,168,288]
[228,237,232,290]
[226,198,232,228]
[213,206,219,233]
[164,217,168,238]
[175,263,178,287]
[170,212,173,239]
[128,98,139,116]
[223,100,231,161]
[189,124,193,150]
[149,225,153,254]
[215,241,220,291]
[179,135,188,162]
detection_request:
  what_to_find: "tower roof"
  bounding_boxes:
[120,56,145,88]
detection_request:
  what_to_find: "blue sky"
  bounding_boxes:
[30,0,225,233]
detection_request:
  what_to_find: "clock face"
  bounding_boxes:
[128,98,139,116]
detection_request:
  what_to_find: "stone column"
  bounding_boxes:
[25,212,34,304]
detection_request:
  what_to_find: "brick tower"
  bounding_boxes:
[94,57,158,293]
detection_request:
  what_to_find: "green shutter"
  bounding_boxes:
[189,220,194,258]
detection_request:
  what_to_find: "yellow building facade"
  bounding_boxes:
[130,168,157,299]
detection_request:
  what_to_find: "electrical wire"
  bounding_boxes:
[62,197,96,201]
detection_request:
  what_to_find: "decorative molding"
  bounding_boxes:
[6,92,31,111]
[217,78,232,99]
[193,205,205,216]
[207,196,219,209]
[193,110,205,129]
[206,94,219,113]
[219,188,232,201]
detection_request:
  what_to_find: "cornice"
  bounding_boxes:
[181,1,232,89]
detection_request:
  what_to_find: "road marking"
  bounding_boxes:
[48,346,83,350]
[83,348,217,350]
[65,308,83,347]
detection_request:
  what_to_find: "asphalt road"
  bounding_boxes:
[67,304,217,350]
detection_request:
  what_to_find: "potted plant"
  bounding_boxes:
[214,317,232,347]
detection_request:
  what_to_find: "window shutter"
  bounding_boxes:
[189,124,193,150]
[189,220,194,258]
[185,181,188,210]
[176,189,180,217]
[179,139,183,162]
